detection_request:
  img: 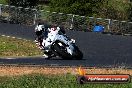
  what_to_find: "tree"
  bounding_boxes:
[49,0,131,21]
[49,0,104,16]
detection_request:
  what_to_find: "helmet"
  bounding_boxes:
[36,25,44,31]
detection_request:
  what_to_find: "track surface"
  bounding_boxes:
[0,23,132,67]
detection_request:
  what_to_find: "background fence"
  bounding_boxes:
[0,4,132,34]
[0,4,37,25]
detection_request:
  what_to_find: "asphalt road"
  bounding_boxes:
[0,23,132,67]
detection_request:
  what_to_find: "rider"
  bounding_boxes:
[42,25,65,48]
[35,23,66,57]
[35,22,48,49]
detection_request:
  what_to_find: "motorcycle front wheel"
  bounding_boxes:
[51,41,83,60]
[51,41,73,59]
[72,45,83,60]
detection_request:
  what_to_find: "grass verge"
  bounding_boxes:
[0,36,43,57]
[0,73,131,88]
[0,66,132,88]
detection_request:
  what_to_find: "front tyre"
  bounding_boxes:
[72,45,83,60]
[51,41,73,59]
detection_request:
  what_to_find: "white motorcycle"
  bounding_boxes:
[42,27,83,59]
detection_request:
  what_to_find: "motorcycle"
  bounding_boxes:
[41,27,83,59]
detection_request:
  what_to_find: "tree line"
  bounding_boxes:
[49,0,132,21]
[3,0,132,21]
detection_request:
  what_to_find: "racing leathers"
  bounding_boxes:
[35,24,45,49]
[35,23,66,50]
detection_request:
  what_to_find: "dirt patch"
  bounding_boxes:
[0,66,132,76]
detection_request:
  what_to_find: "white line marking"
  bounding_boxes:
[6,58,16,59]
[0,34,31,41]
[1,35,5,36]
[6,36,10,38]
[17,38,22,39]
[23,39,27,41]
[12,37,16,39]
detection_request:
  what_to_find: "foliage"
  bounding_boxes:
[49,0,131,21]
[128,3,132,21]
[49,0,103,17]
[99,0,131,20]
[0,0,8,4]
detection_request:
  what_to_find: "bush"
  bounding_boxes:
[49,0,131,21]
[99,0,131,21]
[49,0,103,16]
[0,0,8,4]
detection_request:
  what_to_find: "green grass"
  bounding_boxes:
[0,74,131,88]
[0,36,43,57]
